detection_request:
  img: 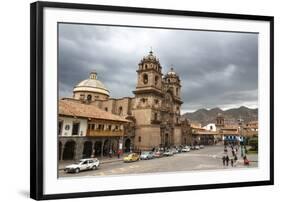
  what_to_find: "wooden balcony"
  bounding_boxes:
[87,129,124,137]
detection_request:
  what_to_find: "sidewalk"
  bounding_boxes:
[59,156,124,170]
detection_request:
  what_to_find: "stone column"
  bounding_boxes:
[91,140,95,158]
[74,139,84,161]
[60,142,65,161]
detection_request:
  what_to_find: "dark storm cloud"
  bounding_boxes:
[59,23,258,112]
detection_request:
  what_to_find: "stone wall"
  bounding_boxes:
[134,125,161,151]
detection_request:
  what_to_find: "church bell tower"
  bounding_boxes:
[132,50,164,150]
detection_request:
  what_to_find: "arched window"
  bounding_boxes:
[143,74,148,84]
[118,106,123,115]
[144,64,148,69]
[155,76,159,86]
[176,87,179,96]
[104,107,108,112]
[87,94,92,101]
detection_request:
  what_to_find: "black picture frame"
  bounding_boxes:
[30,1,274,200]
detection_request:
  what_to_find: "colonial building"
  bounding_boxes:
[58,99,131,161]
[215,113,258,145]
[190,123,217,145]
[59,50,189,160]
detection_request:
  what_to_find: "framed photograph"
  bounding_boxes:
[30,1,274,200]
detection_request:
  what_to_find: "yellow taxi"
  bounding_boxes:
[123,153,140,163]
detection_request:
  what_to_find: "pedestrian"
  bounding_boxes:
[224,146,227,153]
[230,156,234,167]
[241,146,245,157]
[117,149,121,159]
[232,149,235,156]
[225,155,229,166]
[234,154,238,167]
[222,156,226,166]
[243,155,250,166]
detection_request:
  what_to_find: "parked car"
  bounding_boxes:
[140,151,154,160]
[64,158,99,173]
[163,150,174,156]
[190,145,196,150]
[182,146,191,152]
[170,148,178,154]
[153,151,164,158]
[195,145,200,150]
[199,145,205,149]
[123,153,140,163]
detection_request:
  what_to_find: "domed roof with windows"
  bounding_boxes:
[167,67,177,76]
[165,67,179,79]
[139,50,160,64]
[73,71,110,96]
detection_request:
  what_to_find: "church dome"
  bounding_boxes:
[140,50,160,64]
[166,67,179,78]
[167,67,177,76]
[73,71,109,96]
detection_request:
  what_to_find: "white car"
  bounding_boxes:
[195,145,200,150]
[64,158,99,173]
[163,150,174,156]
[199,145,205,149]
[140,151,154,160]
[182,146,191,152]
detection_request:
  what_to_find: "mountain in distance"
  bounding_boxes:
[181,106,258,126]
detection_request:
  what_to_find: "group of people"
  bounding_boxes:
[222,144,250,167]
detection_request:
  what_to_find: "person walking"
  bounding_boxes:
[117,149,121,159]
[243,155,250,166]
[222,156,226,166]
[234,154,238,167]
[225,155,229,166]
[224,146,228,153]
[241,146,245,157]
[232,149,235,156]
[230,156,234,167]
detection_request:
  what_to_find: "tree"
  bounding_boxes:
[248,137,258,151]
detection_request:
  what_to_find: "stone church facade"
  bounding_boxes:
[62,50,190,154]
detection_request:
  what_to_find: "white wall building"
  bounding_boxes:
[203,123,217,131]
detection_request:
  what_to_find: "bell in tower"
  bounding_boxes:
[133,50,163,95]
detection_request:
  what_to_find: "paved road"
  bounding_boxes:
[59,146,258,178]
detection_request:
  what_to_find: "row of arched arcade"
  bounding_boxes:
[59,137,133,161]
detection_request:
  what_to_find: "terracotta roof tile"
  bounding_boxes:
[59,99,130,123]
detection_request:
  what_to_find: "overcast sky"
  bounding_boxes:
[58,23,258,113]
